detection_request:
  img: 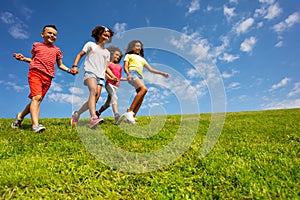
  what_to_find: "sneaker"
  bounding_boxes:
[116,113,125,125]
[11,113,23,128]
[124,111,136,124]
[32,124,46,133]
[114,113,120,124]
[71,111,79,125]
[89,117,101,129]
[99,117,104,124]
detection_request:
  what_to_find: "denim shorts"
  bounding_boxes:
[128,70,143,86]
[84,71,105,86]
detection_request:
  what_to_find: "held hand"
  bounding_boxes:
[112,77,119,84]
[127,74,132,82]
[70,67,79,75]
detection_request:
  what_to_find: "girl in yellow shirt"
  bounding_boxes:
[120,40,169,124]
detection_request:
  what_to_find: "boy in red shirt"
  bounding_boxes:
[11,25,78,133]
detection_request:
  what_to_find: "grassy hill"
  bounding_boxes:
[0,108,299,199]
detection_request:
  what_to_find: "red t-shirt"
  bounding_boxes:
[107,63,122,86]
[29,42,63,77]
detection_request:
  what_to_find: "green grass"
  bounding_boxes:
[0,109,299,199]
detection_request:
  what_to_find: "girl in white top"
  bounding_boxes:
[120,40,169,124]
[71,26,117,128]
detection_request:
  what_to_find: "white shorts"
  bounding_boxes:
[105,82,118,105]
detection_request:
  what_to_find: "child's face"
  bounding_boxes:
[133,42,142,54]
[99,31,111,44]
[111,51,121,63]
[41,27,57,45]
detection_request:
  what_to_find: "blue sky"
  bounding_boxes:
[0,0,299,118]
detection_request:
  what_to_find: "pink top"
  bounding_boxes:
[107,63,122,86]
[30,42,63,77]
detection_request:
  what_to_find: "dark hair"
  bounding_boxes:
[91,26,114,42]
[43,25,57,31]
[125,40,144,57]
[107,46,123,63]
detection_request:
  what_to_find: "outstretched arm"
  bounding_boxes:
[144,63,170,78]
[13,53,32,63]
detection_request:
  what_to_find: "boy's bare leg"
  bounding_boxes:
[18,102,31,119]
[30,95,42,127]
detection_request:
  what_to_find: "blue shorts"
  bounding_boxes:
[84,71,105,86]
[128,70,143,86]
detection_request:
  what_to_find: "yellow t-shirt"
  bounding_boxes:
[124,54,148,77]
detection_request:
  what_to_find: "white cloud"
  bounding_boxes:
[49,81,63,92]
[5,81,27,92]
[9,25,29,39]
[222,69,239,79]
[219,53,239,62]
[259,0,275,4]
[269,77,291,91]
[262,99,300,110]
[288,82,300,97]
[47,93,72,104]
[224,5,235,21]
[47,92,87,107]
[285,12,300,27]
[187,0,200,15]
[275,41,283,47]
[273,12,300,33]
[240,36,257,52]
[69,87,85,95]
[206,5,213,12]
[0,12,15,24]
[227,82,240,90]
[264,3,282,20]
[113,22,127,38]
[257,21,264,29]
[0,11,29,39]
[229,0,238,4]
[254,1,281,20]
[21,6,33,20]
[235,18,254,35]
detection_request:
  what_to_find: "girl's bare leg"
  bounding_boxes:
[128,79,147,115]
[85,78,101,118]
[77,81,102,117]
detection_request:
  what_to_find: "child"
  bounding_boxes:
[11,25,78,133]
[95,46,127,124]
[119,40,169,124]
[70,26,117,128]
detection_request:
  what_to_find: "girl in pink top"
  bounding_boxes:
[96,46,127,124]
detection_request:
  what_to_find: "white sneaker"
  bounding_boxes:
[124,111,135,124]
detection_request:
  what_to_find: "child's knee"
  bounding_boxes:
[136,86,147,94]
[32,95,43,102]
[90,89,98,97]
